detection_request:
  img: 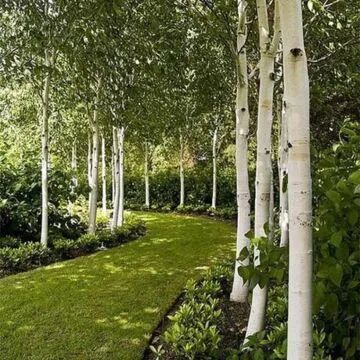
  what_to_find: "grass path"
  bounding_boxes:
[0,212,235,360]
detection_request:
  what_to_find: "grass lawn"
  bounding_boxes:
[0,212,236,360]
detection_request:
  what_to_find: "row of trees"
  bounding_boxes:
[1,0,359,358]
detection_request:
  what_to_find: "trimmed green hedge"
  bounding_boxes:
[127,203,237,220]
[0,217,146,277]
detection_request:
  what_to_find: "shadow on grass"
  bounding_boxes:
[0,212,235,360]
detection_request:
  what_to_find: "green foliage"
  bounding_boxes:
[0,243,53,276]
[237,122,360,359]
[0,236,20,249]
[96,211,110,230]
[125,167,238,209]
[237,233,288,290]
[159,262,234,359]
[0,216,146,276]
[312,122,360,358]
[0,154,85,241]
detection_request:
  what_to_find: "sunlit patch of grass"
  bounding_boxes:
[0,211,235,360]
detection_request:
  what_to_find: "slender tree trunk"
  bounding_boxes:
[179,133,185,207]
[40,46,50,247]
[68,141,77,215]
[71,141,78,187]
[211,127,218,209]
[144,141,150,208]
[88,79,102,234]
[101,136,107,212]
[112,127,120,229]
[279,0,312,358]
[278,97,289,247]
[230,0,251,303]
[117,126,125,226]
[88,131,93,212]
[111,144,115,206]
[245,0,280,338]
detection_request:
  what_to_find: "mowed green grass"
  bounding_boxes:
[0,212,235,360]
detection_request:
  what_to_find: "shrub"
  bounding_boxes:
[157,264,233,359]
[76,234,100,253]
[0,156,86,241]
[96,211,110,230]
[0,215,147,277]
[52,239,79,259]
[97,229,118,248]
[0,243,53,276]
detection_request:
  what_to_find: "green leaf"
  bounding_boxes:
[349,170,360,184]
[324,293,338,317]
[238,247,249,261]
[347,208,358,226]
[348,280,359,289]
[245,230,254,239]
[313,281,326,314]
[254,348,265,360]
[317,262,343,286]
[330,231,342,247]
[326,190,341,206]
[330,264,343,287]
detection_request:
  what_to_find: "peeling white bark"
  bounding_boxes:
[279,0,313,358]
[230,0,251,303]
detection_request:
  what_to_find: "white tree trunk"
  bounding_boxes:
[71,141,78,187]
[144,141,150,208]
[101,136,107,212]
[111,144,115,206]
[87,131,93,213]
[40,46,50,247]
[230,0,251,303]
[211,128,218,209]
[179,133,185,207]
[112,127,120,229]
[68,141,77,215]
[278,98,289,247]
[117,127,125,226]
[245,0,280,338]
[88,79,102,234]
[279,0,313,358]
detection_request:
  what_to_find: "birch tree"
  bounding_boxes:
[279,0,312,357]
[0,0,81,246]
[245,0,281,336]
[88,78,102,234]
[101,135,107,212]
[230,0,252,303]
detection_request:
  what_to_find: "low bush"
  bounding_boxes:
[0,243,53,276]
[76,234,100,253]
[52,238,79,259]
[151,262,233,360]
[0,217,146,277]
